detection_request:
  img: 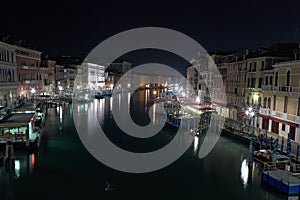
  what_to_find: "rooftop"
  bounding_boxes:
[0,113,34,126]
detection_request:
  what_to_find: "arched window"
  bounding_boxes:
[287,70,291,86]
[263,97,267,108]
[265,76,269,85]
[275,71,278,86]
[270,76,273,85]
[268,97,271,108]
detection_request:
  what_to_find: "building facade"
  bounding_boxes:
[105,61,132,87]
[40,58,56,96]
[15,45,42,99]
[259,60,300,141]
[0,41,18,110]
[81,63,105,91]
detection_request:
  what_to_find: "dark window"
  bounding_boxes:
[270,76,273,85]
[268,97,271,108]
[258,78,262,88]
[275,72,278,86]
[265,76,268,85]
[284,96,288,113]
[273,95,276,111]
[261,61,265,70]
[287,70,291,86]
[263,97,267,108]
[253,62,257,71]
[282,124,286,131]
[251,78,256,88]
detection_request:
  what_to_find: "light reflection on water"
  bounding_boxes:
[0,152,36,182]
[241,159,249,189]
[0,91,288,199]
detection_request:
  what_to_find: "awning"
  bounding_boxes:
[191,104,214,110]
[271,117,298,128]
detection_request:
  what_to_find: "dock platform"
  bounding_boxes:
[262,169,300,195]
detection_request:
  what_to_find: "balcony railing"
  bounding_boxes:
[22,80,40,84]
[259,107,270,116]
[261,85,273,91]
[19,65,38,70]
[279,86,293,93]
[0,82,19,87]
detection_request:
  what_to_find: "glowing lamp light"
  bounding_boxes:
[253,93,259,101]
[196,96,200,103]
[31,88,36,94]
[246,107,254,117]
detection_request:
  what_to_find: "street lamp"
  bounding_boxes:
[245,107,255,134]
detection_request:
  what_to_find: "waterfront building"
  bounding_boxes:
[259,53,300,141]
[54,65,64,95]
[15,45,42,99]
[105,61,132,87]
[63,65,78,95]
[81,63,105,91]
[0,41,18,111]
[40,58,56,96]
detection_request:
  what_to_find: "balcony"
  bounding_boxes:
[19,65,38,70]
[279,86,293,93]
[259,107,270,116]
[271,110,276,116]
[296,116,300,124]
[22,80,40,84]
[282,113,288,120]
[261,85,273,91]
[0,82,19,87]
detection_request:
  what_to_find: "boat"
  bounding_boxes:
[254,149,289,168]
[95,91,112,99]
[0,112,42,148]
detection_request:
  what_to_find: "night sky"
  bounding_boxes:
[1,0,300,60]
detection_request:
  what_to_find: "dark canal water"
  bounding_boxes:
[0,90,287,200]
